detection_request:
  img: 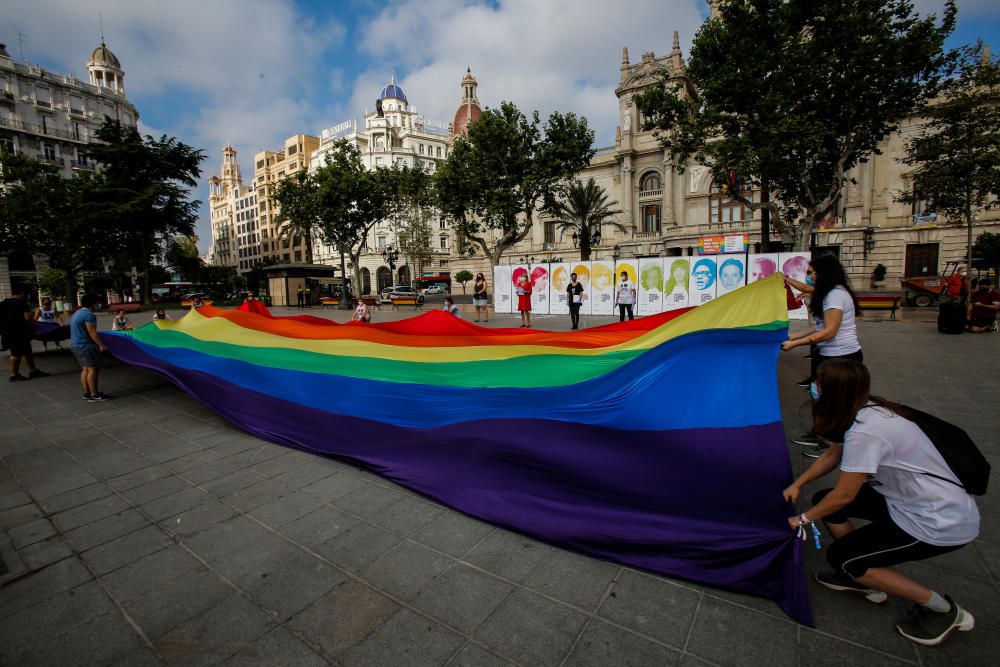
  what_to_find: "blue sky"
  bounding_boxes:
[7,0,999,253]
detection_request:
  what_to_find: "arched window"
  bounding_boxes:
[640,171,661,192]
[376,266,392,292]
[398,265,411,286]
[361,267,372,295]
[709,183,744,224]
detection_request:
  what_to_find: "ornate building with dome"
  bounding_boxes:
[0,39,139,297]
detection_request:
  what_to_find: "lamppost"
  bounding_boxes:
[518,256,535,268]
[612,244,621,263]
[571,228,602,253]
[383,245,399,274]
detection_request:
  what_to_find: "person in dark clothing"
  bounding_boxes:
[566,272,584,330]
[0,287,48,382]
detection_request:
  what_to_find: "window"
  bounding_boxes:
[69,96,83,114]
[256,160,265,169]
[375,157,383,166]
[911,183,931,217]
[294,250,302,262]
[0,137,15,155]
[440,237,448,250]
[287,144,297,155]
[544,221,556,244]
[35,86,51,107]
[642,205,661,233]
[436,146,442,158]
[378,236,387,249]
[640,171,661,192]
[419,144,424,155]
[709,184,744,224]
[905,243,938,278]
[43,144,56,160]
[440,220,447,230]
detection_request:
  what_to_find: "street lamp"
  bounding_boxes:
[612,244,621,262]
[382,245,399,272]
[518,256,535,268]
[572,229,602,249]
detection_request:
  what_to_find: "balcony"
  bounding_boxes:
[71,159,94,170]
[0,89,14,105]
[634,231,661,239]
[593,145,615,157]
[38,155,65,167]
[0,115,85,142]
[69,107,86,118]
[638,188,662,200]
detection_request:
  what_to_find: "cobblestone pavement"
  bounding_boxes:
[0,305,997,665]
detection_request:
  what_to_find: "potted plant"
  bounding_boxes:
[871,264,887,288]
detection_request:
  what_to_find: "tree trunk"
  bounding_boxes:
[759,179,771,251]
[338,249,351,309]
[305,228,314,265]
[966,191,973,280]
[581,228,591,261]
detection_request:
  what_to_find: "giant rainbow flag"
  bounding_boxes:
[105,274,811,623]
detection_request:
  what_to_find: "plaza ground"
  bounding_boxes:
[0,303,997,665]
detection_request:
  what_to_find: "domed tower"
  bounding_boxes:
[451,67,482,136]
[376,74,407,114]
[87,40,125,93]
[220,144,241,189]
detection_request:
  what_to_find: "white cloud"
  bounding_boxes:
[348,0,706,148]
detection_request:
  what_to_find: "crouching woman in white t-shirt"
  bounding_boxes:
[783,359,979,647]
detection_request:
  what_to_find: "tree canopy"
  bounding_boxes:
[545,178,625,261]
[435,102,595,265]
[897,42,1000,270]
[271,169,319,265]
[636,0,957,249]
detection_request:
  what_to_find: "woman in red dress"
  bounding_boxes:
[516,273,532,328]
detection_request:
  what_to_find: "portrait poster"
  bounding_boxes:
[589,261,614,316]
[571,262,594,315]
[748,253,780,284]
[716,253,747,296]
[638,257,665,315]
[689,256,717,306]
[492,265,512,314]
[614,260,638,311]
[549,263,571,315]
[779,252,811,320]
[511,265,530,313]
[529,264,550,314]
[663,257,691,311]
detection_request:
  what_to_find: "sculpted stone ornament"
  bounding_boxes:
[689,165,709,193]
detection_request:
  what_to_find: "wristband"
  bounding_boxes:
[800,513,811,525]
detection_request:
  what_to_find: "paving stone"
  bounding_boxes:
[0,556,93,620]
[63,508,150,551]
[333,482,404,521]
[160,498,238,538]
[799,629,912,666]
[225,626,327,666]
[464,528,552,583]
[106,464,172,492]
[271,462,335,489]
[164,449,223,475]
[181,457,248,485]
[83,450,152,480]
[251,451,309,478]
[200,468,267,497]
[16,536,75,570]
[53,494,131,532]
[412,563,513,633]
[202,434,260,458]
[0,580,116,664]
[448,642,517,667]
[565,618,683,666]
[99,544,204,603]
[475,588,588,667]
[974,540,1000,581]
[211,537,304,589]
[598,570,701,648]
[248,490,319,527]
[8,517,57,549]
[27,609,146,666]
[223,479,290,512]
[522,548,618,612]
[361,541,453,601]
[290,579,400,658]
[217,444,286,469]
[125,568,233,639]
[313,521,402,572]
[154,593,277,665]
[412,510,495,559]
[146,438,208,463]
[370,495,444,537]
[121,474,193,505]
[80,524,172,576]
[341,608,464,666]
[278,506,359,549]
[686,597,797,667]
[139,486,209,521]
[0,504,46,531]
[300,471,367,502]
[182,515,278,563]
[240,551,346,620]
[0,489,32,511]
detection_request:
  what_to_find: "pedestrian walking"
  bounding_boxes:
[566,272,584,330]
[1,287,48,382]
[614,271,636,321]
[70,294,110,402]
[516,273,532,328]
[473,273,490,322]
[783,359,978,647]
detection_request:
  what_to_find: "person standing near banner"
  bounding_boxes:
[473,273,490,323]
[615,271,636,321]
[566,272,584,330]
[516,273,532,328]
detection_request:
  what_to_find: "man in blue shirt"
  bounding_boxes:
[70,294,110,401]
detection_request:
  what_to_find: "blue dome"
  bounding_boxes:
[378,83,407,103]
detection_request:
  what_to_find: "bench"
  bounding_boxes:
[390,296,422,310]
[320,297,340,308]
[108,303,141,314]
[857,294,900,319]
[361,297,380,310]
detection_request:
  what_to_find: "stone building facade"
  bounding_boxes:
[0,40,139,297]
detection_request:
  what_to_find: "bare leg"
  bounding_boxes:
[855,567,934,605]
[8,355,19,378]
[85,367,99,395]
[80,367,89,394]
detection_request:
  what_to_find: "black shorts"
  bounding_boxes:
[812,485,966,579]
[3,335,32,357]
[969,317,995,328]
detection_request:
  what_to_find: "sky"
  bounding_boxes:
[6,0,1000,254]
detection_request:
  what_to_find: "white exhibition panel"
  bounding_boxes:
[690,256,718,306]
[569,261,593,315]
[492,265,512,314]
[548,263,571,315]
[779,252,812,320]
[663,257,690,311]
[529,265,550,313]
[749,253,780,284]
[637,257,665,315]
[589,261,615,315]
[716,253,747,296]
[614,260,639,312]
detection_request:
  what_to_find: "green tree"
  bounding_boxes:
[545,178,625,261]
[0,152,112,302]
[86,119,205,303]
[271,169,319,265]
[164,235,203,282]
[454,269,474,294]
[973,232,1000,276]
[897,43,1000,273]
[435,102,594,265]
[385,163,435,282]
[636,0,956,249]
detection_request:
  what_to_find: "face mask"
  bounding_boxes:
[805,275,815,286]
[809,382,821,401]
[960,272,968,277]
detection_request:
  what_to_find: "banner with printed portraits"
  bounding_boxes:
[716,253,747,297]
[637,258,665,315]
[548,263,571,315]
[689,256,718,306]
[663,257,690,311]
[492,265,512,314]
[589,261,615,315]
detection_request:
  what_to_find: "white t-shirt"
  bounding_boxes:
[840,405,980,546]
[616,280,636,305]
[815,286,860,356]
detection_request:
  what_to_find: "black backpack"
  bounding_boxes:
[904,406,990,496]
